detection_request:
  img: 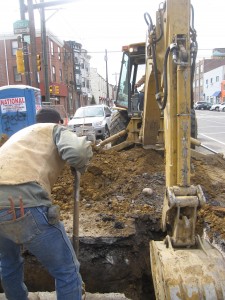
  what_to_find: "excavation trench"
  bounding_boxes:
[21,216,164,300]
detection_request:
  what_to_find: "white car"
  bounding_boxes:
[219,102,225,112]
[210,103,223,111]
[68,104,112,140]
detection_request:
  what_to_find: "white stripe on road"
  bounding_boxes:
[199,133,225,146]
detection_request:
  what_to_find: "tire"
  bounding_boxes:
[101,126,110,140]
[222,108,225,112]
[216,107,219,111]
[109,110,130,146]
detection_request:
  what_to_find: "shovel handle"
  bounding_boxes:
[73,170,81,257]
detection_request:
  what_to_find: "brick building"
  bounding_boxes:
[0,31,90,118]
[193,49,225,104]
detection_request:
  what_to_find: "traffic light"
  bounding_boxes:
[16,49,25,74]
[49,85,53,94]
[36,54,41,71]
[55,85,60,95]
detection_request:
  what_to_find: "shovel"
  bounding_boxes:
[72,170,81,257]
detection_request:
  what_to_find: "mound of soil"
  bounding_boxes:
[52,146,225,247]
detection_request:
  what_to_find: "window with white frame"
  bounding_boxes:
[82,77,85,87]
[59,69,62,82]
[216,76,219,82]
[50,41,54,56]
[52,66,56,82]
[58,47,61,60]
[12,41,18,55]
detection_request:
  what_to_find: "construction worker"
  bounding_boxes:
[135,74,145,111]
[0,108,93,300]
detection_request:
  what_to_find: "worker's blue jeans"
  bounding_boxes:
[0,206,82,300]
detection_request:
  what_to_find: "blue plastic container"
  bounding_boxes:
[0,85,41,137]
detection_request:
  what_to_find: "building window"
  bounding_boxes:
[86,80,90,89]
[12,41,18,55]
[200,79,203,86]
[13,66,22,82]
[210,78,213,84]
[223,84,225,90]
[50,41,54,56]
[82,77,85,87]
[52,66,56,82]
[196,80,199,87]
[58,47,61,60]
[200,64,203,72]
[196,66,199,74]
[206,79,208,85]
[216,76,219,82]
[59,69,62,82]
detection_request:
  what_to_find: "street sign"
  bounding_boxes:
[13,20,30,35]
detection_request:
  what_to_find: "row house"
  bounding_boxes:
[65,41,92,114]
[193,48,225,104]
[90,67,116,106]
[0,32,92,119]
[204,66,225,104]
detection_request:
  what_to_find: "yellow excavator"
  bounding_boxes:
[97,0,225,298]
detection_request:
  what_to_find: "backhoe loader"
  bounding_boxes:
[99,0,225,298]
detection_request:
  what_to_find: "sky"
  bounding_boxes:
[0,0,225,85]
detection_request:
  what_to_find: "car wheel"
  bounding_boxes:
[223,108,225,112]
[216,107,219,111]
[102,126,110,140]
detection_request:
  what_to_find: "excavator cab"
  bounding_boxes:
[116,43,145,116]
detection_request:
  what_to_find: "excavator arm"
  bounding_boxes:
[97,1,225,297]
[145,1,225,298]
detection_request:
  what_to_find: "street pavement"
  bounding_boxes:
[195,110,225,157]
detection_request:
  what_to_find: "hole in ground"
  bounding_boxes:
[0,216,164,300]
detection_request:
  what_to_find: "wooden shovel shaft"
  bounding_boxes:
[73,170,81,257]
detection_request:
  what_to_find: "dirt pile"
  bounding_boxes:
[52,146,225,245]
[52,146,165,237]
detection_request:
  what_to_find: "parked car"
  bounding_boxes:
[210,102,224,111]
[194,101,211,110]
[219,102,225,112]
[68,104,112,140]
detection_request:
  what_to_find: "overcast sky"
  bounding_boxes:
[1,0,225,85]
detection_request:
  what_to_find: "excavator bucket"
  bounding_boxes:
[150,236,225,300]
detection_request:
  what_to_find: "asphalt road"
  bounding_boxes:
[195,109,225,156]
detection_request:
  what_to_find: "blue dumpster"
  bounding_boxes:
[0,85,41,137]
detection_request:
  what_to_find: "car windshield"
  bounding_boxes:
[74,106,104,118]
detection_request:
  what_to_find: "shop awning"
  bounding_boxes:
[212,91,221,97]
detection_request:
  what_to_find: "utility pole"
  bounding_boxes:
[40,0,50,102]
[105,49,109,104]
[27,0,39,88]
[19,0,31,86]
[21,0,79,94]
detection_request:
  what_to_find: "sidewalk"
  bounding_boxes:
[0,292,130,300]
